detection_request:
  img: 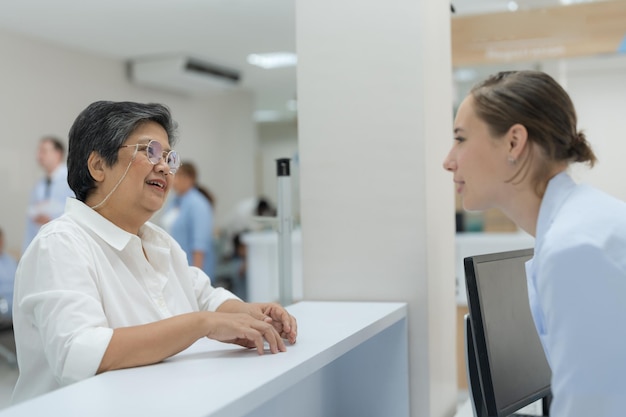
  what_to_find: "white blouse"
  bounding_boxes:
[12,198,238,404]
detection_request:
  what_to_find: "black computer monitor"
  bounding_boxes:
[464,249,552,417]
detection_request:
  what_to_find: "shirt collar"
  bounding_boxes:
[65,198,171,252]
[535,171,577,250]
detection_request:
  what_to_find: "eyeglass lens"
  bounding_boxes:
[146,140,180,172]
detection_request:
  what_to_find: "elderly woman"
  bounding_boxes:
[12,101,297,404]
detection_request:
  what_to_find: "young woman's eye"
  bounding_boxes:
[454,136,465,143]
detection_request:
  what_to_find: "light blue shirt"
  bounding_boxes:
[0,252,17,317]
[164,188,215,278]
[526,172,626,417]
[23,164,75,252]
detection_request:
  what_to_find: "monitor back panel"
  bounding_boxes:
[465,249,551,416]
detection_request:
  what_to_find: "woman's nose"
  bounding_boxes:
[155,156,170,174]
[443,154,456,172]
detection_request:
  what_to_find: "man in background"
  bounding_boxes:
[23,136,75,252]
[0,227,17,367]
[0,227,17,318]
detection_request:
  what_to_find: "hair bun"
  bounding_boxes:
[569,131,596,166]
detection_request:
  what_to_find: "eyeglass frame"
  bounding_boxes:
[119,139,181,174]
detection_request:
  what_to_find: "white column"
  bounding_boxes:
[295,1,457,416]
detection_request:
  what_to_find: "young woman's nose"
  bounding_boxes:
[443,153,456,172]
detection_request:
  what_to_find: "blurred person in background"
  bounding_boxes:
[216,196,277,299]
[219,196,276,253]
[23,136,75,252]
[0,227,17,318]
[160,161,216,278]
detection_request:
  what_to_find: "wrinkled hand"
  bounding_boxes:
[206,312,286,355]
[246,303,297,345]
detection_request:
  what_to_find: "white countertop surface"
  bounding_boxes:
[1,301,407,417]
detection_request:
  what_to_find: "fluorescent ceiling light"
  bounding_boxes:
[247,52,297,69]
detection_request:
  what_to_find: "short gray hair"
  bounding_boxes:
[67,101,178,202]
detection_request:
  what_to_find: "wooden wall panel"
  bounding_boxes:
[452,1,626,66]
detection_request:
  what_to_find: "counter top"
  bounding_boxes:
[1,301,407,417]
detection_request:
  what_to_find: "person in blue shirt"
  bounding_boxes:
[23,136,75,252]
[161,162,215,278]
[443,70,626,417]
[0,227,17,318]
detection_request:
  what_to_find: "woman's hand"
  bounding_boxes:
[217,300,298,345]
[258,303,298,345]
[205,312,286,354]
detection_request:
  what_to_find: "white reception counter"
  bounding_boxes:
[241,229,303,303]
[0,301,409,417]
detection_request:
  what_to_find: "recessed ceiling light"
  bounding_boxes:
[507,1,519,11]
[247,52,297,69]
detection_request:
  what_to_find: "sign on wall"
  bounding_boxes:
[452,0,626,66]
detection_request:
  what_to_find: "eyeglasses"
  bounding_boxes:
[119,140,181,174]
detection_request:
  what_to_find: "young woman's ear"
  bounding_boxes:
[87,151,106,182]
[507,123,529,162]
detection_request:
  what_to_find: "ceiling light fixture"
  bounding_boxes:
[507,1,519,11]
[247,52,297,69]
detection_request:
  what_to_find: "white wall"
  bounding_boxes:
[0,28,257,256]
[562,55,626,200]
[296,1,457,416]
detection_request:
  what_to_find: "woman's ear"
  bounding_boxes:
[87,151,106,182]
[507,123,528,162]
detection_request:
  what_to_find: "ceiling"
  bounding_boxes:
[0,0,602,122]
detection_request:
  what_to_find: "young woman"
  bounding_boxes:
[444,71,626,416]
[13,101,297,403]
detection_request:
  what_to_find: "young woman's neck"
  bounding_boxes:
[500,166,568,237]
